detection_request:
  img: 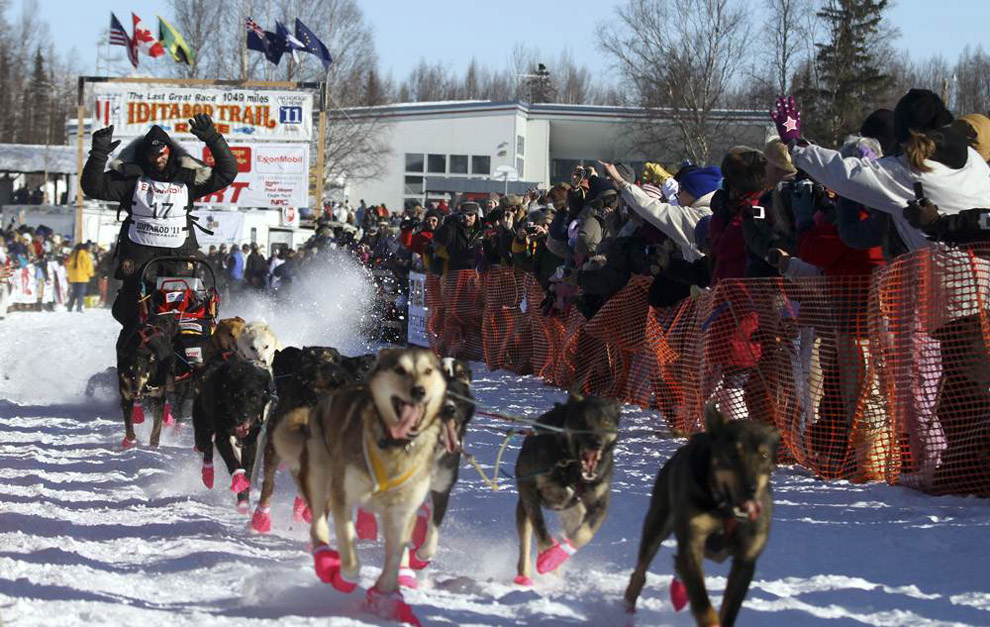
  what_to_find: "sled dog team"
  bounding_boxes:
[115,318,780,627]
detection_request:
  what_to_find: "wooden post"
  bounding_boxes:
[314,82,327,219]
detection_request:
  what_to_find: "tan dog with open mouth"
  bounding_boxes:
[273,347,449,625]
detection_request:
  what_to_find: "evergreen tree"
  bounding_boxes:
[362,68,386,106]
[796,0,892,146]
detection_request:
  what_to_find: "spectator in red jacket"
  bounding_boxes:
[399,208,442,273]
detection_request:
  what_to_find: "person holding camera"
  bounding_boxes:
[432,201,485,274]
[399,207,443,273]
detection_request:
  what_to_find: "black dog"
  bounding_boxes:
[116,316,179,449]
[252,346,364,532]
[624,403,780,627]
[338,352,377,383]
[193,358,273,512]
[408,357,477,568]
[514,391,621,584]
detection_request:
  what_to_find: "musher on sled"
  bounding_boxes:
[80,114,238,342]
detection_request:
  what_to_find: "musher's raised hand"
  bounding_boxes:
[91,125,120,155]
[189,113,219,142]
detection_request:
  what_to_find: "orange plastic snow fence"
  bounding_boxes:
[423,244,990,498]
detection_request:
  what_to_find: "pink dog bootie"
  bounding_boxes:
[251,506,271,533]
[312,544,357,593]
[201,462,214,489]
[536,538,576,574]
[356,508,377,541]
[670,577,688,611]
[236,499,250,515]
[230,469,251,493]
[293,496,312,523]
[131,402,145,425]
[411,503,430,550]
[366,585,420,626]
[513,575,534,587]
[408,549,431,571]
[162,400,174,427]
[121,435,137,449]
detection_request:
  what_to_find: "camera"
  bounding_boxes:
[525,224,539,235]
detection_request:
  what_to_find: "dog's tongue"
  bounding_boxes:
[741,499,761,522]
[581,449,601,474]
[441,420,460,454]
[390,401,425,440]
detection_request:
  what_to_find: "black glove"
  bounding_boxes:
[189,113,218,142]
[91,125,120,155]
[904,198,941,229]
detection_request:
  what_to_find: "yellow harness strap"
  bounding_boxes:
[362,431,422,495]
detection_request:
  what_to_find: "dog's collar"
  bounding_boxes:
[362,429,424,496]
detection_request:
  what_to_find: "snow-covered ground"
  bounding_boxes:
[1,303,989,626]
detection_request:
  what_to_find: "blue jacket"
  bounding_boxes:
[229,249,245,280]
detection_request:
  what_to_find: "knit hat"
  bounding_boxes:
[860,108,896,156]
[425,208,443,221]
[613,162,636,184]
[677,165,722,200]
[763,139,797,174]
[505,194,524,207]
[951,113,990,162]
[458,201,482,216]
[893,89,954,144]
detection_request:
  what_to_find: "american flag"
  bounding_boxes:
[109,12,138,68]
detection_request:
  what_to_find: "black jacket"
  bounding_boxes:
[81,125,237,278]
[434,217,484,273]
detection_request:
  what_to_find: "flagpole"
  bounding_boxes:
[315,80,327,219]
[74,77,85,243]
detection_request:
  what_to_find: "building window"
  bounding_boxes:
[404,175,424,194]
[405,153,424,172]
[427,154,446,174]
[450,154,468,174]
[516,157,525,176]
[516,135,525,155]
[472,155,491,175]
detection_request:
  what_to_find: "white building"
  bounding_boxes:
[341,100,769,211]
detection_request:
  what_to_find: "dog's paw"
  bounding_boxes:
[408,550,431,571]
[236,500,250,515]
[131,402,145,425]
[366,585,420,626]
[312,544,357,593]
[230,469,250,493]
[398,567,418,590]
[293,496,312,523]
[411,504,430,550]
[356,508,378,541]
[669,578,688,612]
[536,538,575,574]
[162,401,174,427]
[251,506,272,533]
[513,575,534,587]
[121,436,137,449]
[201,462,214,489]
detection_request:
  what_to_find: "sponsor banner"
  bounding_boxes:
[194,210,246,247]
[407,272,429,347]
[92,84,313,142]
[195,142,309,208]
[8,263,67,306]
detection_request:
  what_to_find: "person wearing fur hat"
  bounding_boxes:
[602,160,720,262]
[433,201,485,274]
[81,115,237,330]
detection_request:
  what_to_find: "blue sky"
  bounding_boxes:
[33,0,990,80]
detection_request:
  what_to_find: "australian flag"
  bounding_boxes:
[245,17,283,66]
[294,19,333,70]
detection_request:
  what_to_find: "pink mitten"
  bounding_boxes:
[356,508,378,541]
[513,575,534,587]
[230,469,250,493]
[251,506,271,533]
[131,402,145,425]
[121,436,136,449]
[293,496,312,523]
[670,578,688,612]
[398,567,418,590]
[366,585,421,626]
[411,503,430,550]
[312,544,357,593]
[201,462,214,489]
[162,400,174,427]
[536,538,575,574]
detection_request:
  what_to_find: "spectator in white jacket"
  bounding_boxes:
[601,162,722,261]
[776,89,990,252]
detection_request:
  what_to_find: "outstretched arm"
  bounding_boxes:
[189,114,238,199]
[80,125,132,202]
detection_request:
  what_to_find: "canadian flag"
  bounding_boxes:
[132,13,165,58]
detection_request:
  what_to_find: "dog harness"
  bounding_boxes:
[362,431,424,495]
